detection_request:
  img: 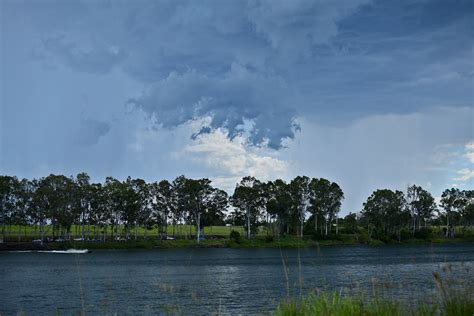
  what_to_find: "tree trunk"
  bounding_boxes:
[300,218,303,239]
[115,213,119,240]
[185,219,188,240]
[1,212,5,243]
[247,207,251,239]
[266,213,269,236]
[144,221,148,240]
[314,214,317,233]
[82,212,85,240]
[445,213,450,238]
[196,211,201,244]
[134,221,138,241]
[40,219,44,245]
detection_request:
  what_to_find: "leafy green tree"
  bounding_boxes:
[36,174,75,240]
[178,178,215,243]
[0,176,19,242]
[152,180,175,238]
[122,177,140,240]
[406,185,437,236]
[202,188,228,230]
[461,190,474,234]
[440,188,464,238]
[290,176,312,238]
[310,178,344,236]
[13,179,35,240]
[266,179,292,237]
[75,172,91,240]
[89,183,110,241]
[172,175,191,239]
[232,176,265,239]
[129,178,149,240]
[361,189,408,240]
[343,212,358,234]
[30,179,47,244]
[104,177,126,240]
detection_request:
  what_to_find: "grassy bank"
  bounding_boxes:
[274,270,474,316]
[274,291,474,316]
[2,224,255,239]
[2,224,473,250]
[2,234,472,251]
[1,236,333,250]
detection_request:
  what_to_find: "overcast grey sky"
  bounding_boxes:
[1,0,472,213]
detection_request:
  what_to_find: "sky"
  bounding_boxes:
[0,0,473,214]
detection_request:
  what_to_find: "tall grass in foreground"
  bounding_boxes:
[274,267,474,316]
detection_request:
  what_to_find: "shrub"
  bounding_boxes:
[399,228,411,241]
[229,230,241,243]
[265,235,274,243]
[414,227,432,240]
[311,232,338,241]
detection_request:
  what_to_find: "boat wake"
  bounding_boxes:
[10,249,90,254]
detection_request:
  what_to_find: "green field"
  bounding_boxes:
[4,224,469,238]
[2,224,267,239]
[2,224,472,250]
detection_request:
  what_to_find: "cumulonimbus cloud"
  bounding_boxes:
[128,64,300,149]
[30,0,369,149]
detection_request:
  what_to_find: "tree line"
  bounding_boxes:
[358,186,473,241]
[0,173,472,244]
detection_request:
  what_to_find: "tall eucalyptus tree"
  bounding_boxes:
[290,176,312,238]
[361,189,407,240]
[179,178,214,243]
[309,178,344,235]
[440,188,463,238]
[406,185,437,235]
[232,176,265,239]
[75,172,91,240]
[153,180,174,238]
[0,176,19,242]
[266,179,292,237]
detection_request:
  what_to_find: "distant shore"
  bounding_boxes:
[1,235,472,251]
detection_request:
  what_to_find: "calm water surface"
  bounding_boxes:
[1,244,473,315]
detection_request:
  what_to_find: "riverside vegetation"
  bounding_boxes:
[0,173,473,248]
[274,265,474,316]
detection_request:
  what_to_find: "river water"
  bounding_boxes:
[1,244,473,315]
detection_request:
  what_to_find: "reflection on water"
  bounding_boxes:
[1,244,473,315]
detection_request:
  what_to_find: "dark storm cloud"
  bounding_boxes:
[127,65,300,148]
[10,0,471,147]
[21,0,369,148]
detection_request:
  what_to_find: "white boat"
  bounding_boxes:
[44,249,90,254]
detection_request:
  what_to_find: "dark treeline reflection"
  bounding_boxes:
[0,173,472,243]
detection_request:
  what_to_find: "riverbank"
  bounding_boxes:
[274,289,474,316]
[1,235,472,251]
[274,269,474,316]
